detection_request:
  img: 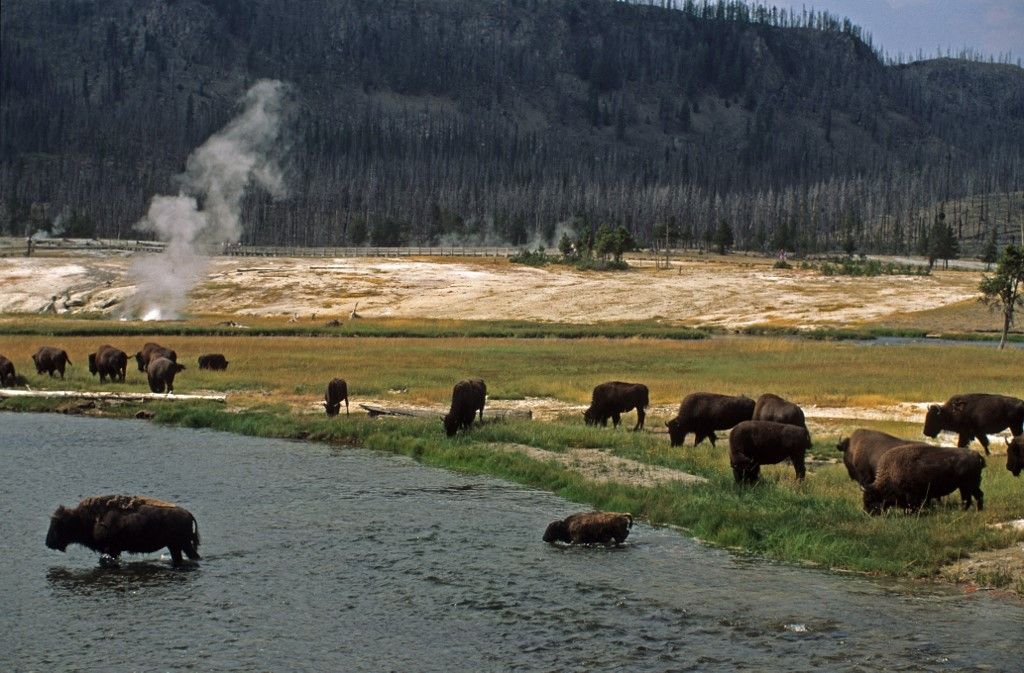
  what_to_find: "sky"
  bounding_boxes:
[778,0,1024,62]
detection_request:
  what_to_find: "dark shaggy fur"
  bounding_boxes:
[863,444,985,514]
[1006,435,1024,477]
[88,345,128,383]
[923,393,1024,455]
[443,378,486,437]
[32,346,72,378]
[147,357,186,394]
[0,354,15,386]
[543,512,633,545]
[728,420,811,484]
[197,354,229,370]
[45,494,200,566]
[583,381,649,430]
[135,342,177,372]
[838,428,914,486]
[324,378,349,416]
[752,393,806,428]
[666,392,755,447]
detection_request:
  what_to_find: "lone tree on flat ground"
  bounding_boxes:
[979,245,1024,349]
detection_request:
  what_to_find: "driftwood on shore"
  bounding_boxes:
[359,403,531,420]
[0,389,227,403]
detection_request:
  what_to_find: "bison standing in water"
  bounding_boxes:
[543,512,633,546]
[88,345,128,383]
[863,444,985,514]
[45,494,201,566]
[753,393,806,428]
[32,346,72,378]
[1006,435,1024,477]
[147,357,186,394]
[324,378,349,416]
[838,428,912,486]
[0,354,16,386]
[443,378,486,437]
[728,420,811,484]
[583,381,649,430]
[198,354,229,371]
[923,393,1024,455]
[666,392,755,447]
[135,342,177,372]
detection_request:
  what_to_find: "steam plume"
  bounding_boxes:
[129,79,290,320]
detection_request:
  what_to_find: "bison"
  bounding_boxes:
[88,345,128,383]
[863,444,985,514]
[923,393,1024,455]
[543,511,633,546]
[1007,435,1024,477]
[666,392,755,447]
[135,342,177,373]
[753,393,806,428]
[728,420,811,484]
[443,378,486,437]
[837,428,913,486]
[0,354,15,386]
[147,356,186,394]
[45,494,200,566]
[324,378,349,417]
[583,381,649,431]
[197,354,229,371]
[32,346,72,378]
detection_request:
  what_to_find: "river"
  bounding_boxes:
[2,413,1020,672]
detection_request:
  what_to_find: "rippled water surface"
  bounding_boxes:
[2,412,1021,672]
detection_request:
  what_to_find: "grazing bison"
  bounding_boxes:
[0,354,15,386]
[543,512,633,545]
[863,444,985,514]
[1007,435,1024,477]
[135,342,177,372]
[88,345,128,383]
[45,494,200,566]
[838,428,913,486]
[32,346,72,378]
[923,393,1024,455]
[583,381,649,431]
[443,378,486,437]
[666,393,755,447]
[147,357,186,394]
[753,393,806,428]
[324,378,349,416]
[197,354,229,371]
[728,420,811,484]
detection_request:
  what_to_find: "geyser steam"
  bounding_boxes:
[130,79,289,320]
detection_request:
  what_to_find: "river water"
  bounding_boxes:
[2,413,1021,672]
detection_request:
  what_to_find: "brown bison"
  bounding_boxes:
[837,428,912,486]
[198,354,229,370]
[753,393,806,428]
[32,346,72,378]
[324,378,349,416]
[135,342,177,372]
[88,345,128,383]
[147,356,186,394]
[666,392,755,447]
[443,378,486,437]
[0,354,15,386]
[1007,435,1024,477]
[863,444,985,514]
[543,511,633,545]
[583,381,649,430]
[923,393,1024,455]
[45,494,200,566]
[729,420,811,484]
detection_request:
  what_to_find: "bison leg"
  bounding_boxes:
[611,412,621,428]
[956,433,973,448]
[633,408,645,432]
[184,541,201,561]
[708,432,718,447]
[345,397,349,416]
[977,434,991,455]
[169,546,184,566]
[792,456,806,480]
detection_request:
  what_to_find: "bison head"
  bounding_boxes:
[88,353,98,375]
[665,418,684,447]
[836,437,849,453]
[325,402,341,417]
[862,486,885,515]
[582,408,597,426]
[1007,437,1024,477]
[173,363,186,373]
[922,405,943,438]
[542,519,570,543]
[45,506,75,551]
[135,352,147,372]
[442,413,459,437]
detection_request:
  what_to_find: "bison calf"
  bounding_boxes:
[32,346,72,378]
[729,420,811,484]
[666,392,755,447]
[89,345,128,383]
[923,393,1024,455]
[198,354,229,370]
[147,357,186,394]
[753,393,806,428]
[838,428,913,486]
[46,494,200,566]
[443,378,486,437]
[0,354,16,386]
[583,381,649,431]
[325,378,349,416]
[1006,435,1024,477]
[543,511,633,546]
[863,444,985,514]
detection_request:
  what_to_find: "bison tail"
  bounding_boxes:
[191,514,201,548]
[625,513,634,529]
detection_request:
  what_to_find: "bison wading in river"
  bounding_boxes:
[666,392,755,447]
[543,512,633,546]
[923,393,1024,455]
[324,378,349,416]
[443,378,486,437]
[583,381,649,431]
[729,420,811,484]
[135,342,177,373]
[147,357,186,394]
[753,393,806,428]
[32,346,72,378]
[863,444,985,514]
[198,354,229,371]
[0,354,16,386]
[1007,435,1024,477]
[89,345,128,383]
[838,428,914,486]
[46,494,200,566]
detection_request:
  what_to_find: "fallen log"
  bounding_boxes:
[359,403,531,420]
[0,389,227,403]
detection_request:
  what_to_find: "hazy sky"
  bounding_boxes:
[779,0,1024,61]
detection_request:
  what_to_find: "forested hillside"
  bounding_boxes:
[2,0,1023,252]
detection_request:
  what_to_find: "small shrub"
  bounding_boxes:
[773,260,792,270]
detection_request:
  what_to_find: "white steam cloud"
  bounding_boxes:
[129,79,290,320]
